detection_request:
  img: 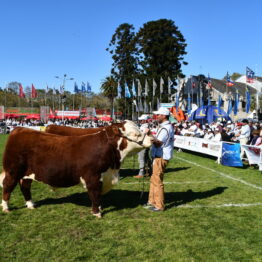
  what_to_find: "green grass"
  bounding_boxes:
[0,135,262,262]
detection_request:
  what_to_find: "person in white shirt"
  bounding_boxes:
[235,119,251,158]
[204,129,214,140]
[212,128,222,142]
[134,115,151,178]
[144,107,174,212]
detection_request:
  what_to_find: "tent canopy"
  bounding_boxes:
[188,105,231,123]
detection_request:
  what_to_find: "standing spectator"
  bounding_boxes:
[134,115,151,178]
[144,107,174,212]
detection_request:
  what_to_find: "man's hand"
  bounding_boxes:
[153,138,163,147]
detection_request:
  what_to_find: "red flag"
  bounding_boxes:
[19,84,25,98]
[31,84,37,98]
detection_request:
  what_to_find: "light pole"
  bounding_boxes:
[55,74,74,122]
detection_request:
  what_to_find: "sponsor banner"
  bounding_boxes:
[174,135,222,158]
[242,145,262,170]
[221,143,243,167]
[56,111,80,117]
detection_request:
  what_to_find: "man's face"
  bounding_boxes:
[156,114,166,123]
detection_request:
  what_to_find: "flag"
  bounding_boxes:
[19,84,25,98]
[149,102,152,113]
[176,94,179,112]
[53,87,56,95]
[153,79,157,96]
[226,72,234,87]
[207,74,212,88]
[74,82,79,93]
[227,97,233,115]
[125,83,131,98]
[60,85,64,94]
[187,95,191,113]
[86,82,91,93]
[218,95,222,108]
[81,82,86,93]
[31,84,37,98]
[157,98,160,109]
[144,100,148,113]
[246,67,255,83]
[191,78,196,89]
[136,79,142,97]
[133,100,139,112]
[132,79,136,97]
[234,92,239,115]
[139,98,144,111]
[168,77,173,94]
[160,77,164,94]
[144,79,149,96]
[117,81,121,98]
[245,88,251,113]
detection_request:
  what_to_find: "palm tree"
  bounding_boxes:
[100,76,117,118]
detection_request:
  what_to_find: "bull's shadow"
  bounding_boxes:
[35,186,227,213]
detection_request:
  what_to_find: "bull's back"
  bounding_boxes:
[45,125,102,136]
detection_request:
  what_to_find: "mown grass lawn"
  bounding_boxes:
[0,134,262,262]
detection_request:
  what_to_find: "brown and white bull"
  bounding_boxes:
[1,120,153,217]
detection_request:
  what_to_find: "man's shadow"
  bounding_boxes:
[35,186,227,213]
[120,166,190,178]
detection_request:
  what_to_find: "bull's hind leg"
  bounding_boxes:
[19,179,35,209]
[85,175,102,218]
[2,172,18,212]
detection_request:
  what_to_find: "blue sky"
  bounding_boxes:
[0,0,261,93]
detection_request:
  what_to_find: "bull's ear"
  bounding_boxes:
[112,126,121,135]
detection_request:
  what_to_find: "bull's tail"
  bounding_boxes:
[0,171,5,187]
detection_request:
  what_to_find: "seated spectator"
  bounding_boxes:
[212,128,222,142]
[204,129,214,140]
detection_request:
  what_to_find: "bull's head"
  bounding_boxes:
[119,120,153,149]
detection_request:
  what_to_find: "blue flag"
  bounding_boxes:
[227,97,232,115]
[125,83,131,98]
[81,82,86,93]
[86,82,91,93]
[187,95,191,113]
[176,94,180,112]
[245,89,250,113]
[74,82,79,93]
[221,143,243,167]
[246,67,255,83]
[234,92,239,115]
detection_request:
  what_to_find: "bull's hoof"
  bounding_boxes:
[26,201,35,209]
[91,211,102,218]
[3,208,10,213]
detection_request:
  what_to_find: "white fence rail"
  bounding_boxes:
[174,135,262,170]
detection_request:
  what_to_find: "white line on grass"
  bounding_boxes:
[175,203,262,208]
[175,156,262,191]
[122,181,210,185]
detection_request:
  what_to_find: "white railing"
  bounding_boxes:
[174,135,262,170]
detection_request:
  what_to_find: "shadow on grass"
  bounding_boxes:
[119,167,190,178]
[34,186,227,213]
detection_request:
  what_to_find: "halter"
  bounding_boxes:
[117,131,147,146]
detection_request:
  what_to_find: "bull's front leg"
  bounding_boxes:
[84,175,102,218]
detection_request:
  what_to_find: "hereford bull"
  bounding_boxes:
[1,120,153,217]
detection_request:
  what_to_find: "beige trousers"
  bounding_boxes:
[148,158,168,210]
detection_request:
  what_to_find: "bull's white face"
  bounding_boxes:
[118,120,153,161]
[123,120,153,148]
